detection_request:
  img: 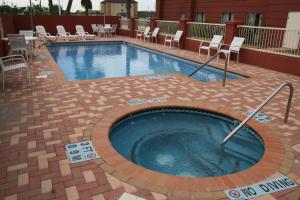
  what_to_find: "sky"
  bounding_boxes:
[1,0,156,11]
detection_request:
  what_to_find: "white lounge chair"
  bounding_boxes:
[7,34,29,60]
[56,25,77,41]
[35,25,57,41]
[145,27,160,43]
[136,27,150,41]
[75,25,96,40]
[199,35,223,59]
[164,30,183,48]
[0,54,30,90]
[218,37,245,63]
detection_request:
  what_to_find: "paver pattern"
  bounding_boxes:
[0,36,300,200]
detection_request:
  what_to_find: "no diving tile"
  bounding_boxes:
[119,193,146,200]
[243,109,272,123]
[65,140,99,164]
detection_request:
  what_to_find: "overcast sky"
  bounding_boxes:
[1,0,156,11]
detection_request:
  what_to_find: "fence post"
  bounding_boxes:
[130,17,138,38]
[150,17,157,32]
[179,17,190,49]
[116,16,121,35]
[224,21,241,44]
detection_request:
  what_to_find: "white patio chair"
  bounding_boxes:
[19,30,34,52]
[199,35,223,59]
[97,26,107,37]
[35,25,57,41]
[145,27,160,43]
[91,24,98,35]
[218,37,245,64]
[0,54,30,90]
[164,30,183,48]
[56,25,77,41]
[136,26,150,41]
[111,24,117,36]
[75,25,96,40]
[7,34,29,60]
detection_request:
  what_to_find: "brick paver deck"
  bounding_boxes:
[0,36,300,200]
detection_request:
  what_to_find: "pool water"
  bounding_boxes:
[48,42,243,81]
[110,108,265,178]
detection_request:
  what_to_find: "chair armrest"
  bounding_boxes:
[85,32,89,35]
[66,32,71,35]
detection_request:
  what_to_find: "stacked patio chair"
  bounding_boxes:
[164,30,183,48]
[218,37,245,64]
[199,35,223,59]
[56,25,77,41]
[136,26,150,41]
[144,27,160,43]
[35,25,57,42]
[75,25,96,40]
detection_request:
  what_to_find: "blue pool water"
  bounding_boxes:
[48,42,243,81]
[110,108,265,178]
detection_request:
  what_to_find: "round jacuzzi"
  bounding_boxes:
[109,108,265,178]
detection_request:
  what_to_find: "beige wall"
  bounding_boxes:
[101,2,138,17]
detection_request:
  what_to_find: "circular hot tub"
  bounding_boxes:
[109,108,265,178]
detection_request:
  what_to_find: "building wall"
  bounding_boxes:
[101,2,138,17]
[157,0,300,27]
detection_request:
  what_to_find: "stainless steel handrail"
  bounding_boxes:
[222,82,294,145]
[188,51,229,87]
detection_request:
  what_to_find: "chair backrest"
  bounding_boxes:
[91,24,98,32]
[143,27,150,36]
[76,25,86,35]
[229,37,245,52]
[152,28,160,37]
[173,30,183,42]
[104,24,111,28]
[98,24,104,28]
[36,25,47,37]
[209,35,223,48]
[19,30,33,37]
[111,24,117,32]
[56,25,67,35]
[7,34,27,50]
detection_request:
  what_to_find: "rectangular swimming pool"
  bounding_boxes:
[48,42,243,81]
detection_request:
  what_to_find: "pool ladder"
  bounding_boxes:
[188,51,229,87]
[221,82,294,145]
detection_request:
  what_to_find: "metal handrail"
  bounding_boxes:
[188,51,229,87]
[222,82,294,145]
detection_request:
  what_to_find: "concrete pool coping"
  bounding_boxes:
[85,101,293,199]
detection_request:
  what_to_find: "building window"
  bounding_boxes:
[195,12,205,23]
[221,13,234,23]
[246,13,262,26]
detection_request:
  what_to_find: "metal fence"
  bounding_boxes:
[238,25,300,57]
[135,19,150,31]
[156,20,179,35]
[187,22,225,41]
[120,18,130,30]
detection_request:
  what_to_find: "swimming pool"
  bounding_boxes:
[110,108,264,177]
[48,42,243,81]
